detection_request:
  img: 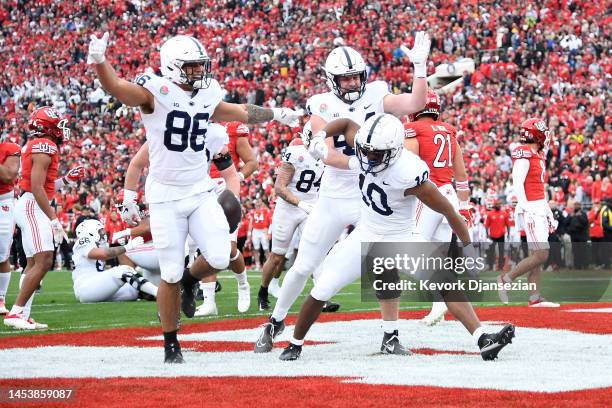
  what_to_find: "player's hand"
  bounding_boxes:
[308,134,329,161]
[297,201,314,214]
[124,236,144,251]
[87,32,109,65]
[272,107,304,127]
[213,178,226,196]
[112,228,132,246]
[546,211,558,234]
[120,189,142,227]
[50,218,68,247]
[64,165,86,185]
[400,31,431,76]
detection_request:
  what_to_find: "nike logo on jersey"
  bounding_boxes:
[364,104,372,109]
[203,104,211,108]
[382,181,390,186]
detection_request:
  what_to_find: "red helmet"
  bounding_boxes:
[408,89,441,122]
[28,106,70,143]
[520,118,550,150]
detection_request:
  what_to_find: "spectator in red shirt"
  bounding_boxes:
[248,200,271,271]
[485,202,510,271]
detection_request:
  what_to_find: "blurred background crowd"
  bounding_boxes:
[1,0,610,270]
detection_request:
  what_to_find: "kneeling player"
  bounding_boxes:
[72,219,157,303]
[279,114,515,361]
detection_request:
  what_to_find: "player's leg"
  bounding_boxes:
[185,193,231,317]
[228,236,250,312]
[74,267,132,303]
[0,197,14,314]
[149,199,188,363]
[280,227,365,360]
[254,197,349,353]
[259,205,303,310]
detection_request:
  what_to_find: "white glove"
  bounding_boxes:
[111,228,132,245]
[308,134,329,161]
[297,201,314,214]
[400,31,431,77]
[272,107,304,127]
[213,178,227,196]
[124,236,145,251]
[50,218,68,247]
[121,189,141,227]
[87,32,109,65]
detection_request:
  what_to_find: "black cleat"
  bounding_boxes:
[279,343,302,361]
[215,281,222,293]
[254,317,285,353]
[478,323,515,361]
[322,301,340,313]
[180,281,198,319]
[258,294,270,311]
[164,342,184,364]
[380,330,412,355]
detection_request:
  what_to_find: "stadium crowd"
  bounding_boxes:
[1,0,610,270]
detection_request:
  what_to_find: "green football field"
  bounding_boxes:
[1,268,610,337]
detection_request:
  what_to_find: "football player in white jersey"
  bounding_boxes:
[72,220,158,303]
[257,123,324,311]
[278,114,515,361]
[88,33,302,363]
[254,32,432,354]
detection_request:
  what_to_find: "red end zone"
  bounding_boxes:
[0,304,610,407]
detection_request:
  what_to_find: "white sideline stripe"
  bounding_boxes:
[565,308,612,313]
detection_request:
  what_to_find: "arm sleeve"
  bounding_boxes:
[512,159,530,210]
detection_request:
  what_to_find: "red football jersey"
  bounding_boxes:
[209,121,250,178]
[0,141,21,195]
[404,121,457,187]
[251,208,270,229]
[19,138,59,200]
[511,144,546,201]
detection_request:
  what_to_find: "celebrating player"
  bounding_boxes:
[87,31,300,362]
[278,114,515,361]
[196,121,257,317]
[0,135,21,315]
[404,89,472,326]
[72,219,157,303]
[498,119,559,307]
[254,32,431,354]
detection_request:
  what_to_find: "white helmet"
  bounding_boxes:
[75,219,106,244]
[324,46,368,103]
[355,114,404,175]
[159,35,212,89]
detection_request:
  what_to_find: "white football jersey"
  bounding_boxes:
[71,237,106,283]
[281,144,324,203]
[359,149,431,235]
[306,80,390,199]
[135,72,224,203]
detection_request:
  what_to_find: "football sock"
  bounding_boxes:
[234,270,248,286]
[529,293,541,302]
[502,274,512,283]
[290,336,304,346]
[201,282,216,303]
[23,293,35,319]
[163,330,178,346]
[0,272,10,299]
[9,305,24,316]
[258,286,268,297]
[271,269,309,322]
[382,320,398,334]
[472,326,486,345]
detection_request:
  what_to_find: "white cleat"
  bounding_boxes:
[0,301,9,315]
[237,283,251,313]
[419,302,447,326]
[27,317,48,329]
[3,313,37,330]
[529,298,560,308]
[268,278,281,299]
[194,301,218,317]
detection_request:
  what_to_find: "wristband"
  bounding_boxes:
[123,189,138,204]
[456,180,469,191]
[238,172,245,181]
[413,64,427,78]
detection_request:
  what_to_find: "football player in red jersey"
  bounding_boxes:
[498,118,559,307]
[197,121,257,317]
[248,199,272,271]
[4,107,85,330]
[404,89,473,326]
[0,135,21,315]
